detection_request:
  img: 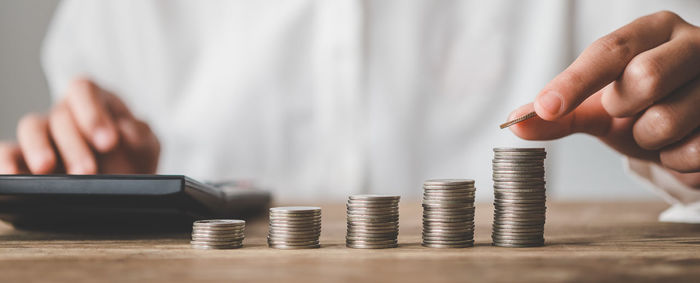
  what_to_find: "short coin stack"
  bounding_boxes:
[267,206,322,249]
[346,195,400,249]
[422,179,476,248]
[191,219,246,249]
[492,147,547,247]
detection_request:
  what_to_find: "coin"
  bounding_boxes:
[267,206,322,249]
[191,219,246,250]
[492,147,547,247]
[421,179,476,248]
[346,195,400,249]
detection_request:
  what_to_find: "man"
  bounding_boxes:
[0,1,698,216]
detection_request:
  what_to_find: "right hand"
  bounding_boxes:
[0,78,160,174]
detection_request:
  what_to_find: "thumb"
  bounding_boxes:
[509,92,613,140]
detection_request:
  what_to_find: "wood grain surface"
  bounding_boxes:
[0,201,698,283]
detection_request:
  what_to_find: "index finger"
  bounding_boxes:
[534,11,682,121]
[65,79,119,153]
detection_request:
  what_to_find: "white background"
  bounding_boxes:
[0,0,661,201]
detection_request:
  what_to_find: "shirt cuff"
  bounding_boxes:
[625,157,700,205]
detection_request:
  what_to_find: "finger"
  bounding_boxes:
[660,130,700,173]
[0,142,30,174]
[633,78,700,150]
[16,113,56,173]
[534,11,683,120]
[602,34,700,117]
[49,102,98,174]
[103,92,134,119]
[118,118,159,152]
[116,118,160,173]
[65,78,119,153]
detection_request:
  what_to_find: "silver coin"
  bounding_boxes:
[347,229,399,235]
[267,239,321,245]
[492,236,544,242]
[269,243,321,249]
[493,191,546,196]
[268,228,321,233]
[492,163,545,168]
[346,206,400,212]
[269,206,321,213]
[192,235,245,241]
[193,219,245,225]
[422,187,475,193]
[349,194,400,201]
[422,193,475,199]
[347,221,400,227]
[421,243,474,248]
[346,238,398,244]
[422,194,475,200]
[421,202,474,210]
[268,225,322,231]
[190,240,243,246]
[347,231,398,238]
[492,232,543,238]
[191,230,245,235]
[423,179,475,186]
[494,147,545,152]
[346,204,399,210]
[268,219,323,225]
[192,225,245,231]
[267,233,320,240]
[346,210,399,216]
[423,217,474,223]
[346,243,398,249]
[347,199,400,204]
[492,223,545,229]
[423,232,473,239]
[423,213,475,219]
[494,204,547,210]
[191,244,243,250]
[422,226,474,233]
[268,227,321,233]
[423,240,474,245]
[492,243,544,248]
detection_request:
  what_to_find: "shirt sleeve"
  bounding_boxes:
[626,158,700,223]
[626,158,700,205]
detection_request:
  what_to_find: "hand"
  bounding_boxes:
[0,78,159,174]
[508,11,700,188]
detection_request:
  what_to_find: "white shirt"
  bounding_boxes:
[41,0,700,210]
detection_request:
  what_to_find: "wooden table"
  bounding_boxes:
[0,201,698,282]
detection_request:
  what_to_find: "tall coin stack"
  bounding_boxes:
[191,219,246,249]
[346,195,400,249]
[492,147,547,247]
[422,179,476,248]
[268,206,322,249]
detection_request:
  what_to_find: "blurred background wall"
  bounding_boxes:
[0,1,59,140]
[0,0,658,201]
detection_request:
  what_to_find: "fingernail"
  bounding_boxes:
[93,128,114,151]
[537,91,563,116]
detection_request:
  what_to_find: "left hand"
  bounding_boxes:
[508,11,700,188]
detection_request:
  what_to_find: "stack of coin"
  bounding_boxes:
[191,219,246,249]
[492,147,547,247]
[422,179,476,248]
[267,206,322,249]
[346,195,400,249]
